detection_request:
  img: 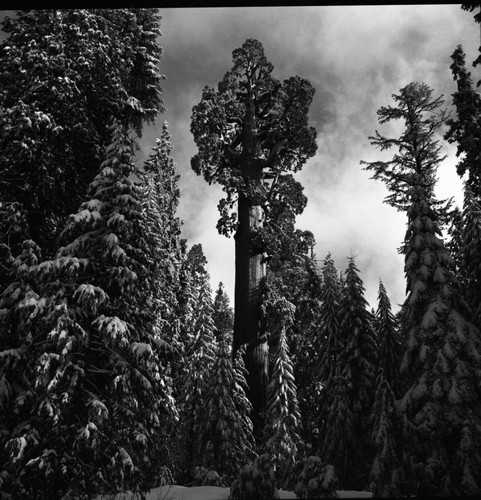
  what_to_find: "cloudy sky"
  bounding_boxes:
[136,4,481,311]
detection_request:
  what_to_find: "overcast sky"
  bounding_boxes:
[136,5,481,312]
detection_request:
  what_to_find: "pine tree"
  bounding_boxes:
[364,81,481,496]
[375,280,402,397]
[263,300,303,489]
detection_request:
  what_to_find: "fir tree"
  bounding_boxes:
[364,81,481,496]
[197,339,256,482]
[375,280,402,397]
[369,368,402,496]
[263,299,303,489]
[212,282,234,344]
[302,253,341,450]
[461,186,481,328]
[1,121,177,498]
[336,257,378,487]
[318,257,377,490]
[176,258,218,481]
[319,365,363,490]
[317,253,343,389]
[0,9,164,257]
[445,44,481,197]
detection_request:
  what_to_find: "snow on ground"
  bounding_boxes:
[97,485,373,500]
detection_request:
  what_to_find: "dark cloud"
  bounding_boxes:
[2,6,475,307]
[147,5,479,308]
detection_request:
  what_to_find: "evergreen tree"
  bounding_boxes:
[302,253,341,450]
[0,9,164,258]
[319,364,363,490]
[316,254,343,389]
[369,369,402,497]
[318,257,377,490]
[212,282,234,344]
[196,339,256,482]
[461,186,481,328]
[263,298,303,489]
[141,122,183,342]
[176,253,218,481]
[445,206,466,285]
[191,38,317,437]
[445,44,481,196]
[364,81,481,496]
[0,121,177,498]
[375,280,402,397]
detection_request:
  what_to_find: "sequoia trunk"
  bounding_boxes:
[234,192,268,439]
[233,91,269,440]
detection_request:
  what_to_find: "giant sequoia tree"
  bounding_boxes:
[190,39,317,436]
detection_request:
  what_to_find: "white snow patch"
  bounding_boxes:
[96,486,372,500]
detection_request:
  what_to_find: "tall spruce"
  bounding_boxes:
[363,81,481,496]
[190,38,317,437]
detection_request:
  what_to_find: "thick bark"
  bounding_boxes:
[233,193,268,439]
[233,91,269,440]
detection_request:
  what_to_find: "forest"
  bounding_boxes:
[1,5,481,499]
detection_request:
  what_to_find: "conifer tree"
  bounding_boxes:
[191,38,317,437]
[0,9,164,258]
[461,186,481,327]
[375,280,402,397]
[196,339,256,482]
[263,298,303,489]
[317,254,343,388]
[141,123,183,342]
[334,257,378,488]
[445,44,481,197]
[0,121,177,498]
[176,253,218,480]
[212,282,234,344]
[319,364,363,490]
[364,81,481,496]
[369,368,402,497]
[445,206,466,285]
[302,253,341,449]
